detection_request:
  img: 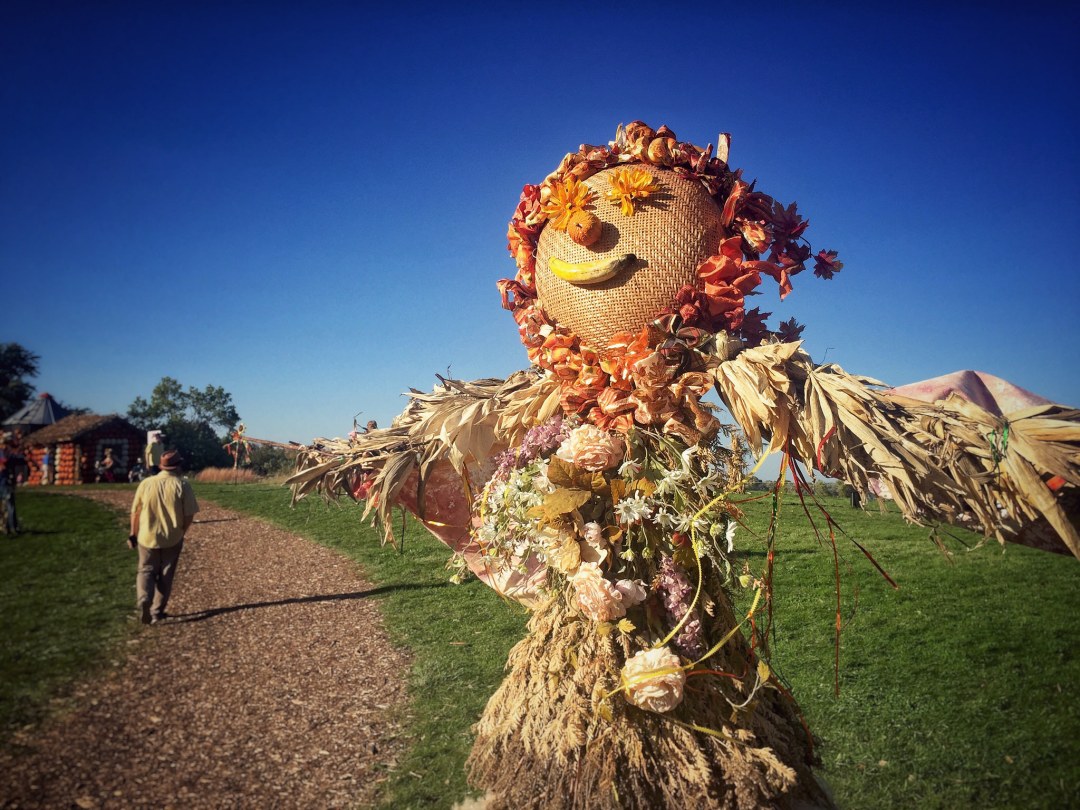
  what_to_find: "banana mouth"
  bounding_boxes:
[548,253,636,286]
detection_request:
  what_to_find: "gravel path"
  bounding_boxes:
[0,490,412,809]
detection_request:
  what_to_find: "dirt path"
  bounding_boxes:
[0,490,412,809]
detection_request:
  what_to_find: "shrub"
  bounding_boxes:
[194,467,261,483]
[247,445,298,477]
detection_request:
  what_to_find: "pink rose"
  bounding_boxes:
[556,425,625,471]
[614,579,647,607]
[583,521,604,546]
[621,647,685,713]
[570,562,626,622]
[579,521,610,565]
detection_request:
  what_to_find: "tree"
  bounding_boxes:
[53,398,91,416]
[0,343,40,421]
[186,384,240,429]
[128,377,188,428]
[128,377,241,470]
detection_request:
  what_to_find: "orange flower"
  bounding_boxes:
[590,408,635,434]
[540,176,596,232]
[632,387,678,427]
[605,168,661,216]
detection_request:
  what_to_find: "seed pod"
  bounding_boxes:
[647,137,674,166]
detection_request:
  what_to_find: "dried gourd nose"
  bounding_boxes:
[567,210,601,246]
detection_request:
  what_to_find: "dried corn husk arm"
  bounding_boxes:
[288,369,558,546]
[712,342,1080,558]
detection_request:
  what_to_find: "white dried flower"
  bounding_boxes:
[615,492,653,525]
[653,508,678,529]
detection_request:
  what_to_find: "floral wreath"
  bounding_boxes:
[497,121,841,444]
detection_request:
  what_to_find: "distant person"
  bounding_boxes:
[128,460,146,483]
[41,448,52,485]
[128,449,198,625]
[0,440,28,535]
[145,431,164,475]
[0,450,16,535]
[96,448,117,483]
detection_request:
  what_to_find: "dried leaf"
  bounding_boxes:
[527,488,593,525]
[757,658,771,683]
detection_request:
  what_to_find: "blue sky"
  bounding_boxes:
[3,2,1078,449]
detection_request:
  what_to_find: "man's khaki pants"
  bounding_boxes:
[136,541,183,619]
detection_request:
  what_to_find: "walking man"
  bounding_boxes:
[144,431,164,475]
[128,449,198,624]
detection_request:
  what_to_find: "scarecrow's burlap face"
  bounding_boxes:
[535,166,724,352]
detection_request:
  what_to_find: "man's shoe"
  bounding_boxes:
[150,611,168,625]
[140,604,152,625]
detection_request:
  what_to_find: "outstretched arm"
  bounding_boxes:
[713,345,1079,558]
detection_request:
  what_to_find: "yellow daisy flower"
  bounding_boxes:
[540,176,596,232]
[605,168,661,216]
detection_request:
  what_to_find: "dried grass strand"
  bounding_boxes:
[287,370,549,545]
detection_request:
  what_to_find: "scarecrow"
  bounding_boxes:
[291,123,1079,809]
[223,422,252,470]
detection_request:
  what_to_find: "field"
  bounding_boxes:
[2,483,1077,808]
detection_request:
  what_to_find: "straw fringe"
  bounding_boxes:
[287,370,549,545]
[467,575,828,810]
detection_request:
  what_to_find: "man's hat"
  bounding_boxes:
[160,450,183,471]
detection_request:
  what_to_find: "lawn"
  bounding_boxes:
[2,483,1077,808]
[733,493,1079,808]
[0,489,137,735]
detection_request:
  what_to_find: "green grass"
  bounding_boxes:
[0,489,137,737]
[733,493,1080,809]
[3,482,1077,808]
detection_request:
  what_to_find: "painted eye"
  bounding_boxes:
[539,177,596,233]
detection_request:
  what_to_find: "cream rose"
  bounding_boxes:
[556,425,625,472]
[621,646,686,713]
[570,561,626,622]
